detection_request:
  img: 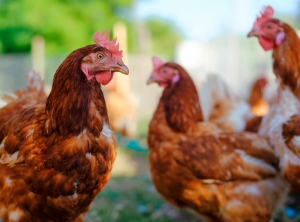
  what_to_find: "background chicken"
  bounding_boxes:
[0,30,129,221]
[105,82,137,137]
[245,75,270,132]
[248,75,269,117]
[199,74,253,132]
[199,74,267,133]
[147,57,288,222]
[248,6,300,193]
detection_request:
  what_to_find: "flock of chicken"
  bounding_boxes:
[0,5,298,222]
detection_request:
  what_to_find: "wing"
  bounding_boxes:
[0,105,38,166]
[245,116,263,132]
[282,114,300,158]
[173,131,278,182]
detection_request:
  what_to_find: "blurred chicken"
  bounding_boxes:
[105,81,137,137]
[147,57,288,222]
[0,30,129,221]
[248,6,300,192]
[199,74,263,132]
[248,75,269,117]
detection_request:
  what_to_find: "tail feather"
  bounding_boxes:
[1,69,45,102]
[199,74,237,121]
[25,69,44,94]
[0,69,46,142]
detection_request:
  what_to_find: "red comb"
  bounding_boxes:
[255,6,274,26]
[260,6,274,18]
[152,57,164,71]
[93,30,123,60]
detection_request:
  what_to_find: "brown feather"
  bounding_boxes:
[245,116,263,133]
[272,22,300,99]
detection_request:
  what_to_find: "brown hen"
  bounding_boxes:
[0,30,129,222]
[248,6,300,193]
[248,76,269,117]
[147,57,287,222]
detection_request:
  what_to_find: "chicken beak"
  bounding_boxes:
[147,76,155,85]
[147,76,156,85]
[247,29,259,38]
[112,60,129,75]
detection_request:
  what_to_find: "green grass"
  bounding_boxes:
[86,146,202,222]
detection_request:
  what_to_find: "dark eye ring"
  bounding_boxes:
[97,53,104,60]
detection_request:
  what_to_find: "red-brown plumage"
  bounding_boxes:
[281,114,300,191]
[269,22,300,99]
[158,63,203,133]
[248,77,269,117]
[0,39,128,221]
[245,116,263,132]
[148,61,287,222]
[249,6,300,194]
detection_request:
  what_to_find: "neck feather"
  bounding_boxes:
[45,45,108,136]
[273,23,300,99]
[160,63,203,133]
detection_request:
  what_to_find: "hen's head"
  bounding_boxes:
[147,57,180,87]
[247,6,285,51]
[254,76,268,89]
[80,30,129,85]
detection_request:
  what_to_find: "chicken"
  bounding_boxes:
[147,57,288,222]
[248,75,269,117]
[199,74,265,132]
[245,75,269,132]
[0,30,129,222]
[105,84,137,137]
[199,74,254,132]
[248,6,300,192]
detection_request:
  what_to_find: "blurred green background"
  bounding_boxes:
[0,0,182,57]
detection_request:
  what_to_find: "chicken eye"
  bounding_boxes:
[267,25,273,30]
[163,69,168,74]
[97,53,104,60]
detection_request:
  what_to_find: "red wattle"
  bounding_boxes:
[259,37,275,51]
[95,71,114,85]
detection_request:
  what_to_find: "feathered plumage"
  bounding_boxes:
[249,5,300,193]
[0,31,129,221]
[147,60,287,222]
[199,74,258,132]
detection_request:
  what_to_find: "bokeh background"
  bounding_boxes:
[0,0,300,221]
